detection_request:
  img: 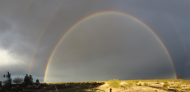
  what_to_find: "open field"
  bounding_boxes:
[23,79,190,92]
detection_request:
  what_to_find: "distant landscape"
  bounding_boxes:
[2,75,190,92]
[1,72,190,92]
[42,79,190,92]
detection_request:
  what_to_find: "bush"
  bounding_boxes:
[11,87,22,92]
[107,79,121,88]
[135,81,139,83]
[164,81,168,84]
[139,83,142,86]
[128,82,133,87]
[124,82,134,88]
[186,82,190,85]
[175,85,182,90]
[19,82,26,88]
[187,88,190,92]
[144,83,150,86]
[0,88,5,92]
[41,82,48,87]
[163,83,170,88]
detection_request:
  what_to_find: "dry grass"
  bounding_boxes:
[42,79,190,92]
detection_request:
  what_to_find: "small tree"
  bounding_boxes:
[13,77,23,84]
[0,81,2,87]
[29,75,33,85]
[24,74,30,85]
[3,71,12,88]
[36,79,40,85]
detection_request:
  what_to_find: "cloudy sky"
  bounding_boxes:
[0,0,190,83]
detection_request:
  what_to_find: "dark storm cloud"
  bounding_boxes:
[0,0,30,18]
[0,19,12,33]
[0,0,189,83]
[0,0,65,82]
[127,0,189,19]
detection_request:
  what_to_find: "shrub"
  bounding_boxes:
[128,82,133,86]
[186,82,190,85]
[144,83,150,86]
[0,88,6,92]
[187,88,190,92]
[124,82,134,88]
[163,83,170,88]
[11,87,22,92]
[135,81,139,83]
[139,83,142,86]
[20,82,26,88]
[175,85,182,90]
[107,79,121,88]
[164,81,168,84]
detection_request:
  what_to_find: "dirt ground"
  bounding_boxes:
[95,82,172,92]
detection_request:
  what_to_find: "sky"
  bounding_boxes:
[0,0,190,83]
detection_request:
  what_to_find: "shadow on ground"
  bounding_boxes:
[54,83,105,92]
[23,82,105,92]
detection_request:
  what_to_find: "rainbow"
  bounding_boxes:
[29,0,66,75]
[165,14,187,54]
[43,11,177,82]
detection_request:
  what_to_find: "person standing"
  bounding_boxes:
[110,88,112,92]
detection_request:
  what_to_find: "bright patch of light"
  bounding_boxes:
[0,48,25,66]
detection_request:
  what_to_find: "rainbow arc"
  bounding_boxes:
[43,11,177,82]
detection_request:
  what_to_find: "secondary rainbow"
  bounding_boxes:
[29,0,66,75]
[165,14,187,54]
[44,11,177,82]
